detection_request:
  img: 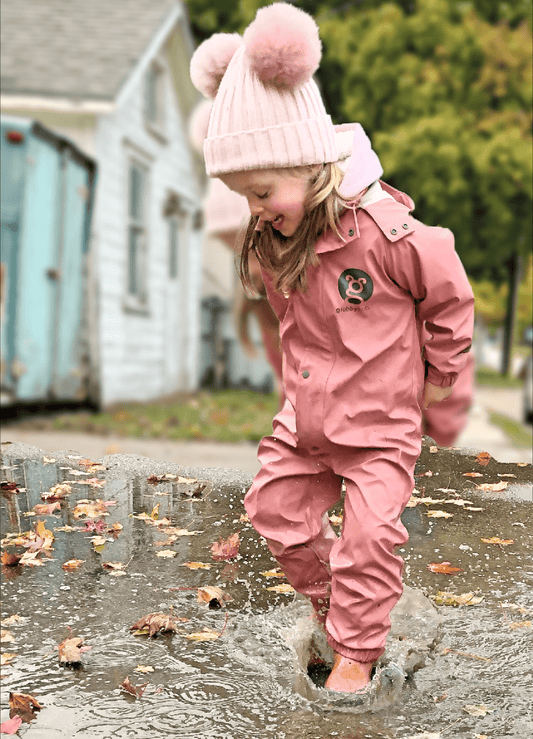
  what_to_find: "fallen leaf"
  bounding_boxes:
[197,586,232,609]
[427,562,463,575]
[1,630,14,643]
[34,520,54,550]
[75,477,106,487]
[260,568,286,578]
[429,446,439,453]
[1,615,23,626]
[91,536,107,552]
[425,510,454,518]
[499,602,527,613]
[517,462,528,467]
[463,704,496,717]
[239,513,250,523]
[431,591,484,607]
[415,470,433,477]
[149,504,160,519]
[102,561,126,571]
[476,451,491,466]
[329,514,343,525]
[130,612,177,637]
[109,522,123,533]
[1,552,22,566]
[498,473,516,478]
[211,531,240,561]
[509,620,531,629]
[182,562,211,570]
[62,559,85,570]
[76,519,108,534]
[266,583,296,593]
[120,676,148,698]
[73,500,110,519]
[465,506,484,511]
[443,498,473,507]
[0,715,23,734]
[442,648,491,662]
[32,502,61,515]
[185,629,221,641]
[476,481,508,492]
[58,637,91,664]
[463,472,483,477]
[43,456,56,464]
[42,483,72,500]
[481,537,514,546]
[1,653,17,665]
[9,692,43,714]
[156,550,177,558]
[134,665,154,674]
[404,733,441,739]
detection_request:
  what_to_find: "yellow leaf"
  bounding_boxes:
[183,562,211,570]
[62,559,85,570]
[1,615,23,627]
[426,510,454,518]
[1,653,17,665]
[477,481,508,492]
[135,665,154,673]
[156,550,177,558]
[463,704,496,717]
[266,583,295,593]
[329,514,343,525]
[509,621,531,629]
[1,630,14,643]
[260,568,286,578]
[185,629,221,641]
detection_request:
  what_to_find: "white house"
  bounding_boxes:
[1,0,204,407]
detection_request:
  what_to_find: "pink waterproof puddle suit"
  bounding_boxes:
[244,142,474,664]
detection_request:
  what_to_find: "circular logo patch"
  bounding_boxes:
[338,269,374,304]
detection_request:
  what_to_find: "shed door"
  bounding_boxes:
[15,134,61,400]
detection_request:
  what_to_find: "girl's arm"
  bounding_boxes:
[386,224,475,389]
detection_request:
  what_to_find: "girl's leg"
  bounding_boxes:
[326,447,419,665]
[244,435,341,616]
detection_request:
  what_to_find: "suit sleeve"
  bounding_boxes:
[385,225,475,387]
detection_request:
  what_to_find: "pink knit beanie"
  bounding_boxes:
[190,3,340,177]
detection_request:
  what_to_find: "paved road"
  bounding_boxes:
[2,386,531,474]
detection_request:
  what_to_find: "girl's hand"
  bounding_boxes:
[423,381,453,409]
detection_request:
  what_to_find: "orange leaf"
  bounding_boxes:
[34,520,54,549]
[62,559,85,570]
[481,537,514,546]
[476,451,491,466]
[32,502,61,515]
[182,561,211,570]
[8,692,43,714]
[197,586,232,609]
[427,561,463,575]
[1,552,22,566]
[211,531,240,561]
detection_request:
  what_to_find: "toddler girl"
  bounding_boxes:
[190,2,474,693]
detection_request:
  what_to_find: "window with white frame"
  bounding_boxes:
[163,191,188,280]
[127,158,149,304]
[145,61,165,133]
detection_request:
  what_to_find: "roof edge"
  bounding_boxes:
[1,94,114,115]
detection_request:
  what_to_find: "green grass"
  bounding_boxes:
[51,389,279,443]
[475,365,523,389]
[489,411,532,448]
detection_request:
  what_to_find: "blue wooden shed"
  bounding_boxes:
[0,116,97,405]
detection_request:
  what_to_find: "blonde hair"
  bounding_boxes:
[237,163,351,295]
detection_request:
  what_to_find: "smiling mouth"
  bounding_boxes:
[271,215,284,229]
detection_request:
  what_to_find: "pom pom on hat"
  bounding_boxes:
[188,98,213,154]
[190,33,243,98]
[244,3,321,88]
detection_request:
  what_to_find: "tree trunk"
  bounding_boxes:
[501,253,522,376]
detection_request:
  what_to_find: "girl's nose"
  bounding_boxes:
[249,202,264,217]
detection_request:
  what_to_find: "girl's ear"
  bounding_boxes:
[190,33,243,98]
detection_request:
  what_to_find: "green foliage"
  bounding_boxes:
[318,0,532,281]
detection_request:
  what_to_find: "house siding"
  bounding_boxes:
[93,49,201,407]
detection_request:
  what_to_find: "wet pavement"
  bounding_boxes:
[1,439,532,738]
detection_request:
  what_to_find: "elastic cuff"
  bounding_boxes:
[326,634,385,664]
[425,365,458,388]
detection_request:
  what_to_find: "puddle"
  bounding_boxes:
[1,441,532,738]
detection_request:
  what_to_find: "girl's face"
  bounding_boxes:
[220,169,310,237]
